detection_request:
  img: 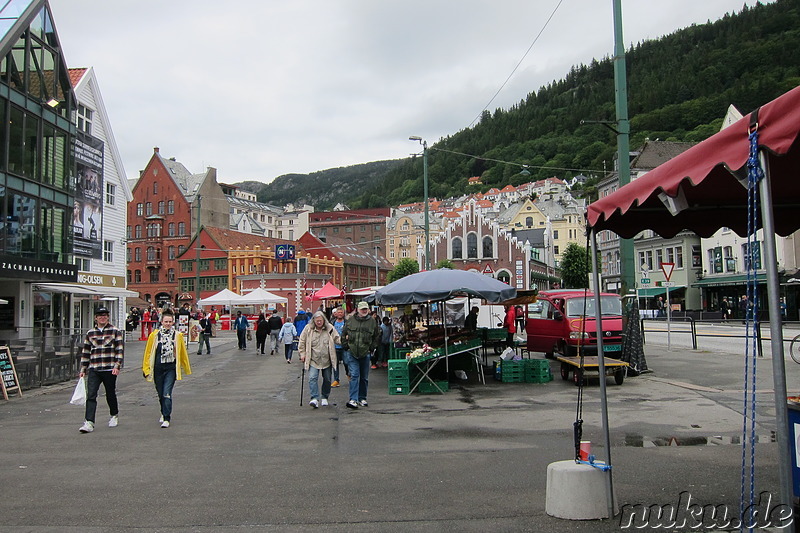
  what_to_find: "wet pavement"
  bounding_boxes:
[1,331,797,531]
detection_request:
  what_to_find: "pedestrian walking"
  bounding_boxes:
[142,309,192,428]
[196,312,212,355]
[341,301,380,409]
[268,311,283,354]
[234,310,249,350]
[278,317,297,363]
[255,313,269,355]
[298,311,339,408]
[78,307,124,433]
[294,309,310,336]
[330,306,347,386]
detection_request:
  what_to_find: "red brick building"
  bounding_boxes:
[126,148,229,305]
[308,208,390,247]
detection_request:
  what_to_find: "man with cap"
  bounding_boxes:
[341,301,380,409]
[78,307,125,433]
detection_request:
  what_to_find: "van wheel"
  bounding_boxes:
[545,347,555,359]
[560,363,570,380]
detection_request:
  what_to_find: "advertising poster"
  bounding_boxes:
[73,132,104,259]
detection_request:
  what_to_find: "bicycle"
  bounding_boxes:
[791,333,800,364]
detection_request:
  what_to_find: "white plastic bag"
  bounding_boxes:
[500,347,516,360]
[70,376,87,406]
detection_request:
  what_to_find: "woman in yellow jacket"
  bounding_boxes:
[142,309,191,428]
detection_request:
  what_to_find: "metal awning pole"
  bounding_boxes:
[590,228,615,517]
[758,152,792,512]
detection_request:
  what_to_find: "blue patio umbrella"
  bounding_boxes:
[374,268,516,306]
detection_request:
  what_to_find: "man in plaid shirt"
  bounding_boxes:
[78,307,124,433]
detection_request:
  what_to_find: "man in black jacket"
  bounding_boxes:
[268,312,283,355]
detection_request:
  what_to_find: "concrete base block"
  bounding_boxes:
[545,460,614,520]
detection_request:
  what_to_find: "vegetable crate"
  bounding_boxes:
[417,380,449,394]
[388,359,415,395]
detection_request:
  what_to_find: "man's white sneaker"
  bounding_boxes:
[321,399,329,407]
[309,399,319,409]
[159,415,164,423]
[346,400,359,409]
[108,415,119,428]
[79,421,94,433]
[359,399,369,407]
[160,420,170,428]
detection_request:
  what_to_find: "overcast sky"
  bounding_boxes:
[49,0,771,184]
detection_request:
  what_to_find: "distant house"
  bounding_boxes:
[468,176,482,186]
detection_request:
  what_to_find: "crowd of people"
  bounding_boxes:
[77,300,403,434]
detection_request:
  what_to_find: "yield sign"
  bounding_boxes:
[482,264,494,275]
[661,262,675,282]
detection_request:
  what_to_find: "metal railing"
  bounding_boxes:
[4,328,84,390]
[640,317,767,356]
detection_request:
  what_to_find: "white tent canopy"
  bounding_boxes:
[237,288,288,305]
[197,288,242,307]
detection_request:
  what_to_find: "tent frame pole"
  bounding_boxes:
[758,152,792,511]
[590,228,615,517]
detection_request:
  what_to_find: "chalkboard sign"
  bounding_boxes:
[0,345,22,399]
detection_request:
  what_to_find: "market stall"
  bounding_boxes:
[375,269,517,393]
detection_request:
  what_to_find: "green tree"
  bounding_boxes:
[560,242,590,289]
[387,258,420,283]
[435,259,455,270]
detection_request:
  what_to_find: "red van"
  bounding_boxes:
[525,289,624,358]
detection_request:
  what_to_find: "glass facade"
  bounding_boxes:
[0,1,75,270]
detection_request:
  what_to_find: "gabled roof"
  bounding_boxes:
[69,67,132,202]
[202,226,297,254]
[500,185,517,193]
[316,235,392,269]
[630,140,695,171]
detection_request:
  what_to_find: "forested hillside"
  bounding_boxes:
[243,0,800,210]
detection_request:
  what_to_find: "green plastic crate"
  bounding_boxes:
[417,380,449,394]
[389,384,411,395]
[525,374,554,384]
[501,374,525,383]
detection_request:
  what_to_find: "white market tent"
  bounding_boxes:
[237,287,288,306]
[197,288,242,307]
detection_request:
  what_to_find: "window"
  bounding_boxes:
[482,236,494,258]
[178,222,186,236]
[742,242,761,270]
[167,268,175,282]
[346,227,352,233]
[360,225,366,232]
[181,261,194,272]
[656,249,664,268]
[178,245,186,255]
[149,268,159,282]
[724,246,735,272]
[467,233,478,259]
[136,203,143,216]
[106,183,116,206]
[126,225,131,239]
[525,216,533,227]
[168,246,176,260]
[645,250,653,271]
[103,241,113,262]
[134,269,141,283]
[127,270,131,283]
[214,258,227,270]
[168,223,175,236]
[134,247,141,261]
[134,225,142,238]
[167,200,174,214]
[674,246,684,269]
[126,248,132,262]
[146,246,156,261]
[553,230,559,240]
[145,202,152,216]
[153,182,158,195]
[452,237,463,259]
[553,245,559,255]
[158,201,165,214]
[77,104,93,135]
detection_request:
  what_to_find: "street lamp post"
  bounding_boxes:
[409,136,430,271]
[194,194,202,305]
[374,245,380,285]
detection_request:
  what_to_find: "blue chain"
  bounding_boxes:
[740,130,763,532]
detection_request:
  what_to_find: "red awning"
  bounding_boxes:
[310,281,344,301]
[586,85,800,238]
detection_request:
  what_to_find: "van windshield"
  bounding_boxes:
[565,296,622,318]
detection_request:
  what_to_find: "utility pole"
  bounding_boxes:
[194,195,202,305]
[613,0,634,294]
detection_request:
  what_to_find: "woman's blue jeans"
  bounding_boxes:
[153,360,177,421]
[308,366,332,400]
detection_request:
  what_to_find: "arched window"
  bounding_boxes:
[482,236,494,258]
[452,237,463,259]
[467,233,478,258]
[525,216,533,227]
[496,270,511,284]
[146,246,156,261]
